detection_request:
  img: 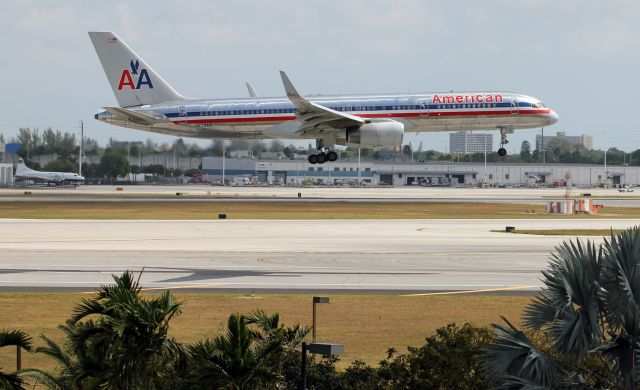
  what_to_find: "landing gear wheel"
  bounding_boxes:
[316,153,327,164]
[497,128,512,156]
[308,154,318,164]
[326,151,338,162]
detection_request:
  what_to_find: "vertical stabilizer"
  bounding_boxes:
[88,31,185,107]
[15,159,33,176]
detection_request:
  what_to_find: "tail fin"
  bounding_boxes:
[15,159,33,175]
[88,31,185,107]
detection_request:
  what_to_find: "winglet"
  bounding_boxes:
[245,82,259,98]
[279,71,301,99]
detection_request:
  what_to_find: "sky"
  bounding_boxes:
[1,0,639,152]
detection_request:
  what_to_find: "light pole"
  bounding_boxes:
[299,296,343,390]
[604,148,608,187]
[541,127,545,164]
[483,137,487,186]
[358,148,361,185]
[222,141,226,185]
[312,296,329,342]
[79,120,84,176]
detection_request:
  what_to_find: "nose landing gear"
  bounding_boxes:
[498,128,513,156]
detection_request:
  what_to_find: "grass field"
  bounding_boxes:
[0,292,531,371]
[0,200,638,219]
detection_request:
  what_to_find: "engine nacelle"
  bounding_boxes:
[345,120,404,147]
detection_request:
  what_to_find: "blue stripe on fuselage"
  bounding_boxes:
[162,101,533,118]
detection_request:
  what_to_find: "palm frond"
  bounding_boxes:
[0,372,25,390]
[600,227,640,336]
[0,330,32,351]
[19,369,66,390]
[484,317,558,387]
[36,335,72,369]
[523,239,603,356]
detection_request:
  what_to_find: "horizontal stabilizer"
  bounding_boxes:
[103,107,169,126]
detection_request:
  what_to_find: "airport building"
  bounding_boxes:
[449,132,493,153]
[536,132,593,151]
[201,157,640,187]
[0,163,14,186]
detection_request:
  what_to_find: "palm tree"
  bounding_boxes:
[0,330,32,390]
[485,227,640,389]
[22,323,108,390]
[245,309,310,348]
[28,271,185,390]
[189,313,285,389]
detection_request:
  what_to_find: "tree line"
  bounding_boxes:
[4,128,640,179]
[3,227,640,389]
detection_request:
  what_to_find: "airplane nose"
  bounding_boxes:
[547,110,559,125]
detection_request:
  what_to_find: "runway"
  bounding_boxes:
[1,184,636,199]
[0,218,636,293]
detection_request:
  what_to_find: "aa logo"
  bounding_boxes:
[117,59,153,90]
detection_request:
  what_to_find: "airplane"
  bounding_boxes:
[15,159,85,185]
[89,31,559,164]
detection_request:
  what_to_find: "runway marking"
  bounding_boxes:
[402,285,538,296]
[140,283,223,291]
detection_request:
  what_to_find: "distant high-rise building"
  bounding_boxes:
[535,132,593,151]
[449,132,493,153]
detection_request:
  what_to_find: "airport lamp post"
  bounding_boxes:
[79,120,83,176]
[483,138,487,185]
[312,296,329,342]
[300,296,343,390]
[222,142,226,185]
[358,148,361,185]
[541,127,545,164]
[604,148,608,186]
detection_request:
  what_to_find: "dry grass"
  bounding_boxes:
[0,292,531,370]
[0,200,638,219]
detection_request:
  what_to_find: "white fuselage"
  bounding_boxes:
[15,161,84,183]
[95,91,559,142]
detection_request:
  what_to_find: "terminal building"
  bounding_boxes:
[202,157,639,187]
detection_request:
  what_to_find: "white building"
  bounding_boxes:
[449,132,493,153]
[0,163,14,186]
[201,157,639,187]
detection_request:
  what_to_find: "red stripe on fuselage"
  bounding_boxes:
[170,109,551,125]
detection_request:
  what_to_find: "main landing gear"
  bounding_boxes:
[497,128,513,157]
[308,150,338,164]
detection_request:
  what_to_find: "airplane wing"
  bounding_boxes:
[103,107,170,126]
[279,71,364,135]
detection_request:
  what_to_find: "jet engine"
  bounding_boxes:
[345,120,404,147]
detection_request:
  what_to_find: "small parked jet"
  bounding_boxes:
[15,159,85,185]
